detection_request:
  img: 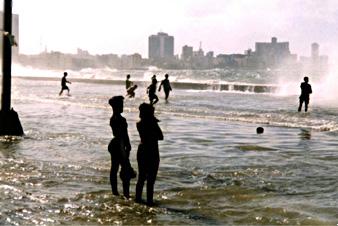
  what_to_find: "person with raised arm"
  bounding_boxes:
[135,103,163,205]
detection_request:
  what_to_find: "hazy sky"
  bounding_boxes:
[10,0,338,59]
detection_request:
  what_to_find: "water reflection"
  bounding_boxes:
[298,129,311,140]
[0,136,23,158]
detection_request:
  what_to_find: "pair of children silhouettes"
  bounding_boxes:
[108,96,163,206]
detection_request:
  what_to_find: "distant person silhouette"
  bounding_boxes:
[126,74,133,90]
[298,76,312,112]
[59,72,72,96]
[126,84,138,98]
[158,74,172,101]
[147,78,159,105]
[108,96,136,198]
[256,127,264,134]
[135,103,163,206]
[152,74,157,85]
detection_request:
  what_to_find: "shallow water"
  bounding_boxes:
[0,76,337,225]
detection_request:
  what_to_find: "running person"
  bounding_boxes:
[59,72,71,96]
[147,79,159,105]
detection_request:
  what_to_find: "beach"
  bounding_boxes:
[0,72,337,225]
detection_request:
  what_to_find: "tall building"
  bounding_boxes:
[300,42,328,76]
[148,32,174,60]
[254,37,291,66]
[181,45,193,61]
[0,12,19,58]
[311,43,319,59]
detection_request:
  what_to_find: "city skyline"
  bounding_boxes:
[9,0,338,61]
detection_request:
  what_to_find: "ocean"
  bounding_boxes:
[0,67,337,225]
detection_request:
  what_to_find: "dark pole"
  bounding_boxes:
[2,0,12,111]
[0,0,24,136]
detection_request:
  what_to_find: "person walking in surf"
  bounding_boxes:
[59,72,72,96]
[147,78,159,105]
[158,74,172,101]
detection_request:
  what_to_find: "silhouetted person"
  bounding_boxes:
[108,96,136,198]
[126,84,138,98]
[298,77,312,112]
[147,79,159,105]
[158,74,172,101]
[152,75,157,85]
[135,103,163,206]
[59,72,71,96]
[126,74,133,90]
[256,127,264,134]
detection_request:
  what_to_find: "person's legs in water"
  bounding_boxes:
[119,150,136,199]
[298,97,304,112]
[146,158,159,205]
[304,98,309,112]
[120,170,131,199]
[64,86,70,96]
[120,161,136,198]
[59,88,64,96]
[164,90,170,100]
[152,94,159,105]
[135,154,147,203]
[110,156,120,195]
[135,172,146,202]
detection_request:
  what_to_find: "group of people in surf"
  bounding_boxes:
[106,73,172,206]
[59,72,311,112]
[58,72,167,206]
[58,72,312,206]
[126,73,172,105]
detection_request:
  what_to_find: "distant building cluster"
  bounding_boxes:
[148,34,328,75]
[18,48,147,71]
[7,15,328,76]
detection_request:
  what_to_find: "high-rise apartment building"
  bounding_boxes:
[148,32,174,60]
[254,37,292,67]
[181,45,193,61]
[311,43,319,59]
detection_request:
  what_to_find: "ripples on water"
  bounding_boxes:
[0,77,337,225]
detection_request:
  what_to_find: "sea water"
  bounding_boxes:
[0,68,337,225]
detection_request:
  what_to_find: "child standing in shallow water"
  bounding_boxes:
[135,103,163,205]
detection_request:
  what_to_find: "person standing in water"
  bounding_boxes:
[298,76,312,112]
[126,74,133,90]
[108,96,136,198]
[147,78,159,105]
[158,74,172,101]
[59,72,72,96]
[135,103,163,206]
